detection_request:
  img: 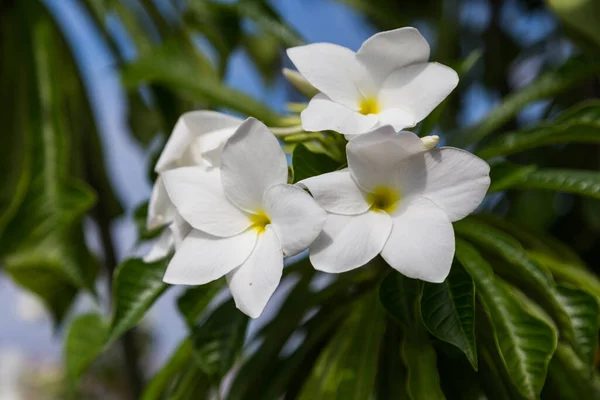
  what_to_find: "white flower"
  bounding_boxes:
[299,125,490,282]
[161,118,327,317]
[144,111,243,262]
[287,27,459,137]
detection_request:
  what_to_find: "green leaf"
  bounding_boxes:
[292,144,343,183]
[548,0,600,51]
[546,343,600,399]
[379,272,446,400]
[0,9,31,239]
[191,300,248,379]
[554,286,600,366]
[64,313,109,387]
[455,240,557,399]
[108,258,170,343]
[120,40,284,126]
[455,219,589,357]
[477,101,600,159]
[375,322,408,400]
[421,262,478,370]
[142,339,194,400]
[235,0,304,47]
[488,163,600,199]
[451,57,600,147]
[176,281,225,327]
[0,2,99,322]
[297,292,386,400]
[531,252,600,298]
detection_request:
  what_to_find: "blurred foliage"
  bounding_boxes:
[1,0,600,399]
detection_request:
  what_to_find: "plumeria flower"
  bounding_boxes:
[299,125,490,282]
[144,111,243,262]
[161,118,327,317]
[287,27,458,137]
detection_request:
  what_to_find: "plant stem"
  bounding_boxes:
[96,211,144,399]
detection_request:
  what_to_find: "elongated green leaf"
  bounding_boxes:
[488,163,600,199]
[531,251,600,298]
[298,292,386,400]
[421,263,477,370]
[192,300,248,379]
[451,57,600,146]
[455,219,592,359]
[376,322,408,400]
[548,0,600,50]
[546,343,600,399]
[555,286,600,366]
[292,144,343,183]
[120,41,284,126]
[379,272,445,400]
[177,281,225,327]
[64,313,109,386]
[477,102,600,159]
[0,9,31,239]
[234,0,304,47]
[455,240,557,399]
[0,2,99,322]
[108,258,169,343]
[142,339,194,400]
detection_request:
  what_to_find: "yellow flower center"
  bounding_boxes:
[359,96,380,115]
[249,210,271,234]
[367,186,401,214]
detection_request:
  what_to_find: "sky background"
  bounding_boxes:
[0,0,560,381]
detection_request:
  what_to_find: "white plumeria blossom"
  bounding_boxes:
[161,118,327,318]
[299,125,490,282]
[144,111,243,262]
[287,27,459,137]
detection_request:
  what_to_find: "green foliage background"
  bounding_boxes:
[1,0,599,398]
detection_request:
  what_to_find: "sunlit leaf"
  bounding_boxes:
[477,101,600,159]
[142,339,194,400]
[108,258,170,343]
[456,240,557,399]
[64,313,109,387]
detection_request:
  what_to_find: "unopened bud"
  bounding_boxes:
[421,135,439,149]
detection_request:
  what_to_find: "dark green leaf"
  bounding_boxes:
[292,144,343,183]
[455,240,557,399]
[108,258,170,343]
[548,0,600,51]
[546,343,600,399]
[142,339,194,400]
[451,57,600,147]
[298,292,386,400]
[64,313,109,387]
[421,263,477,370]
[488,162,538,193]
[177,281,225,327]
[191,300,248,378]
[376,322,408,400]
[555,286,600,366]
[477,102,600,159]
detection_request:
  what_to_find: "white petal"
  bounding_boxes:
[147,177,176,230]
[377,108,416,131]
[347,127,425,192]
[263,184,327,257]
[301,94,379,135]
[143,229,174,263]
[169,214,192,249]
[398,148,491,222]
[381,197,454,283]
[162,167,251,237]
[309,211,392,273]
[297,169,371,215]
[227,226,283,318]
[287,44,370,108]
[221,118,288,213]
[356,27,430,88]
[155,111,242,172]
[164,229,257,285]
[379,62,459,124]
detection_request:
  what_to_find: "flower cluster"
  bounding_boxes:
[146,27,491,318]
